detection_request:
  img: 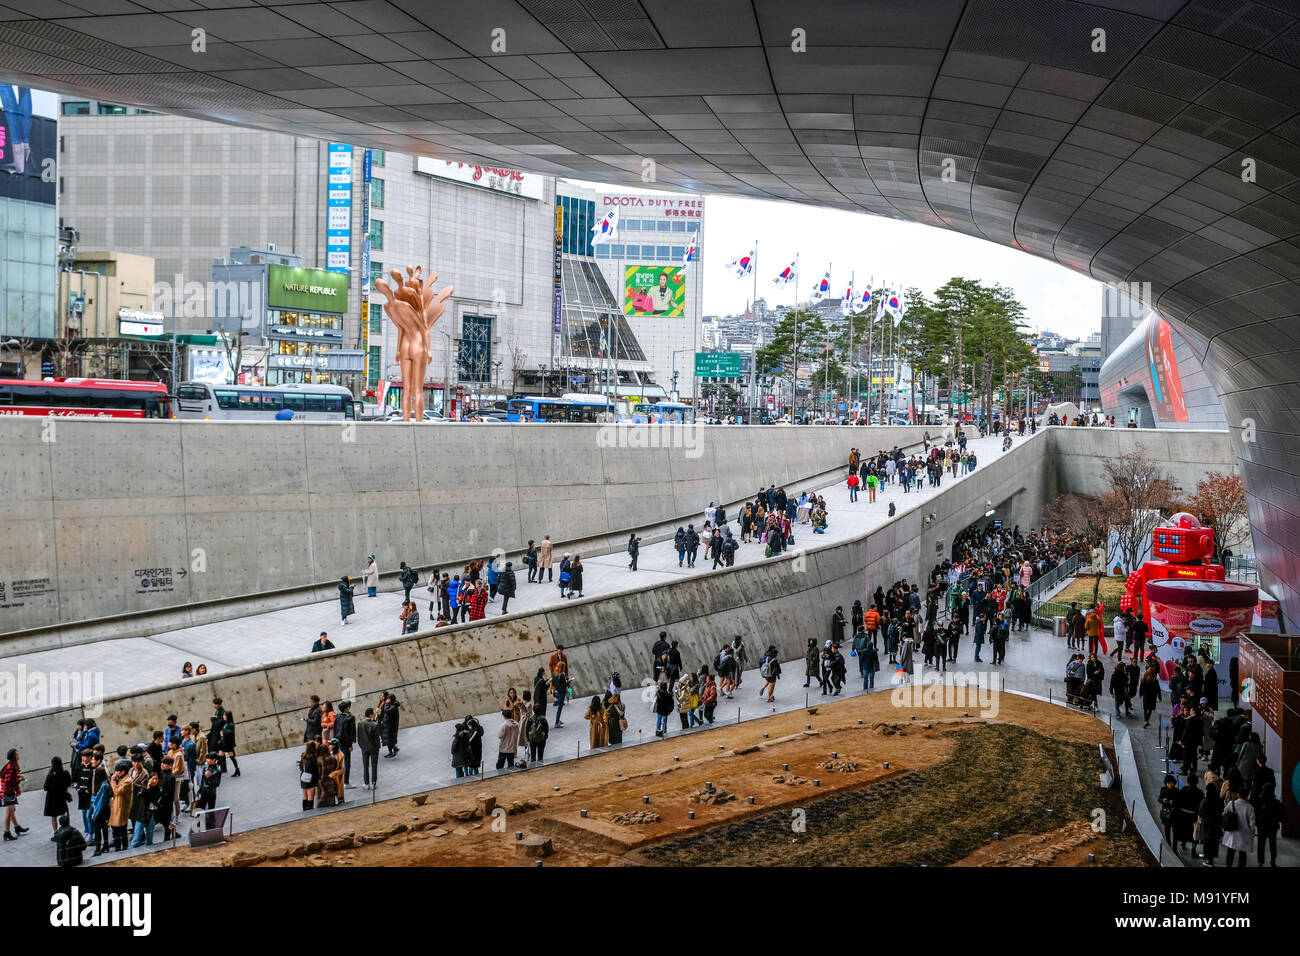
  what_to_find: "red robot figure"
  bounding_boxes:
[1121,512,1224,677]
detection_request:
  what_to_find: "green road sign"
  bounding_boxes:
[695,352,742,378]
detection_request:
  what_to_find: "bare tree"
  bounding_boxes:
[1100,447,1175,572]
[1042,492,1108,542]
[1188,472,1249,562]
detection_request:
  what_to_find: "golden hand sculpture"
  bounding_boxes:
[373,266,454,421]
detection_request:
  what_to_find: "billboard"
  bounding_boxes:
[624,265,684,316]
[1146,316,1188,422]
[267,264,349,313]
[600,191,702,221]
[414,157,544,200]
[0,86,56,205]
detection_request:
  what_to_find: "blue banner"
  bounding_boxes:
[326,143,352,274]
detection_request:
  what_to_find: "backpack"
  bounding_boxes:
[1220,802,1240,832]
[760,657,774,680]
[90,781,111,822]
[525,715,547,744]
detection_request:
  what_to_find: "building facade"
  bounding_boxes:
[1,87,58,348]
[558,182,704,400]
[58,108,555,399]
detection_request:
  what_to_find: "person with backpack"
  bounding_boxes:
[627,533,641,571]
[525,706,550,763]
[685,524,700,568]
[758,646,781,702]
[399,561,419,603]
[1219,785,1256,867]
[558,553,572,598]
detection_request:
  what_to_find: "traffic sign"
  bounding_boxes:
[694,352,741,378]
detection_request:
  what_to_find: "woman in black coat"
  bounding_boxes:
[1199,775,1224,866]
[568,557,584,597]
[1174,777,1201,852]
[42,757,73,834]
[339,575,356,624]
[465,717,484,772]
[451,724,470,777]
[380,695,401,757]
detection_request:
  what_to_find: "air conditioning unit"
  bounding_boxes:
[267,242,276,252]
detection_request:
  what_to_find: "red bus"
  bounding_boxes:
[0,378,173,418]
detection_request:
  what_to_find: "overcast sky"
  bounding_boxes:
[697,194,1105,339]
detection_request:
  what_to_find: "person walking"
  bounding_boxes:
[538,535,554,582]
[1140,663,1162,727]
[758,646,781,702]
[1198,771,1223,866]
[627,533,641,571]
[1,750,27,841]
[338,575,356,625]
[357,708,380,790]
[674,526,687,566]
[363,555,379,597]
[499,561,517,613]
[1220,786,1256,867]
[569,555,584,598]
[399,561,418,603]
[524,540,539,583]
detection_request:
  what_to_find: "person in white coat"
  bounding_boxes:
[1219,787,1256,867]
[363,556,379,598]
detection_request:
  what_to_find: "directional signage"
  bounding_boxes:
[695,352,741,378]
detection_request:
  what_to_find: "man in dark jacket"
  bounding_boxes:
[830,606,847,647]
[685,524,700,567]
[499,562,517,613]
[304,695,322,742]
[357,708,381,789]
[399,561,418,602]
[651,632,671,683]
[627,534,641,571]
[54,815,85,868]
[335,701,357,786]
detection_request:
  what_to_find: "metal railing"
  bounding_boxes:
[1027,552,1083,611]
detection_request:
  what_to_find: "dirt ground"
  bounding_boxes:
[109,691,1151,868]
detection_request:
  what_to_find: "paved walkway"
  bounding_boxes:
[0,613,1093,866]
[0,435,1007,715]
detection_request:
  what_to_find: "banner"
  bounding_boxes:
[624,265,685,316]
[0,86,55,205]
[326,144,352,274]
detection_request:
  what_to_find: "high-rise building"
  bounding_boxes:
[57,105,555,399]
[558,182,703,399]
[1,86,58,352]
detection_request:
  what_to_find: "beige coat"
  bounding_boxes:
[364,561,379,589]
[539,539,554,569]
[108,774,133,827]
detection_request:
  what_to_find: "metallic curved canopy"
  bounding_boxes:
[2,0,1298,621]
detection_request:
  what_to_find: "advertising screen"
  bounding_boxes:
[624,265,684,316]
[0,86,56,205]
[1145,316,1188,422]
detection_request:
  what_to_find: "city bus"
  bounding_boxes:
[506,395,612,422]
[630,401,694,424]
[174,382,362,421]
[0,378,172,418]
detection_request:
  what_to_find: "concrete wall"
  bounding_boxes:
[0,419,937,638]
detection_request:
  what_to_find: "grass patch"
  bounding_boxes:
[639,723,1150,867]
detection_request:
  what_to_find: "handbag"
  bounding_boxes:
[619,718,628,732]
[299,770,314,785]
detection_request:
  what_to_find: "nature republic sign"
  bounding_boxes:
[267,265,349,313]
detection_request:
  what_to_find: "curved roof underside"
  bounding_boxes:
[2,0,1298,621]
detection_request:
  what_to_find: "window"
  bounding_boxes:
[367,219,383,250]
[609,244,625,257]
[656,245,670,258]
[368,303,383,335]
[657,220,671,231]
[369,178,384,208]
[595,246,608,258]
[214,390,240,410]
[62,102,90,116]
[97,103,129,115]
[369,260,384,288]
[177,385,208,401]
[671,246,685,259]
[672,220,688,231]
[367,346,381,386]
[370,149,385,167]
[623,245,638,257]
